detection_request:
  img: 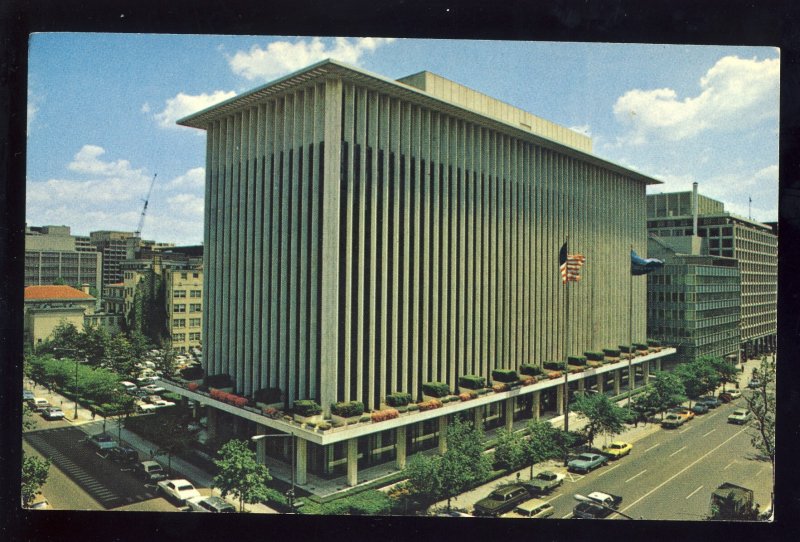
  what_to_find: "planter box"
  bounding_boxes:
[567,365,585,373]
[423,394,448,402]
[547,371,562,379]
[293,413,323,424]
[182,378,204,387]
[604,357,619,364]
[215,386,234,394]
[256,401,284,410]
[331,414,362,426]
[586,361,603,369]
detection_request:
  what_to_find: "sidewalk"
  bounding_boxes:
[24,377,278,514]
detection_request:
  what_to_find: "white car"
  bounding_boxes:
[42,407,65,420]
[140,384,166,394]
[152,399,176,409]
[137,402,158,414]
[120,381,138,392]
[157,479,201,504]
[726,388,742,399]
[728,409,753,424]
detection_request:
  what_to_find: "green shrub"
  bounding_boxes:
[491,369,519,383]
[519,364,542,376]
[331,401,364,418]
[180,366,205,381]
[567,355,587,366]
[458,375,486,389]
[163,392,182,402]
[476,388,492,396]
[407,404,420,411]
[303,490,391,516]
[385,392,413,407]
[205,373,233,388]
[647,339,661,347]
[543,361,566,371]
[292,400,322,416]
[603,348,621,357]
[253,387,282,404]
[633,343,649,350]
[618,345,635,353]
[584,351,605,361]
[422,382,450,398]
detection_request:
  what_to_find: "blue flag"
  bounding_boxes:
[631,250,663,276]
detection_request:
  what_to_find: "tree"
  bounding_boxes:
[708,492,761,521]
[154,344,179,378]
[650,371,687,416]
[213,439,273,512]
[405,418,491,510]
[707,356,739,392]
[38,321,82,356]
[105,394,138,439]
[128,330,152,362]
[745,355,775,510]
[523,420,563,478]
[492,429,526,471]
[21,453,50,507]
[104,333,137,377]
[82,322,109,366]
[674,360,718,405]
[570,392,629,447]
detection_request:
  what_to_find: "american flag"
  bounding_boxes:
[559,242,586,284]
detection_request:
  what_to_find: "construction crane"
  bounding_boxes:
[135,173,157,238]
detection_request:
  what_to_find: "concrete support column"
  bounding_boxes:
[532,391,540,421]
[629,366,636,393]
[597,374,604,394]
[395,426,407,470]
[505,398,514,431]
[577,378,585,393]
[295,437,307,486]
[207,407,218,442]
[473,405,484,429]
[643,361,650,385]
[656,358,662,372]
[347,438,358,487]
[614,370,621,395]
[438,416,448,454]
[255,425,267,465]
[556,385,564,415]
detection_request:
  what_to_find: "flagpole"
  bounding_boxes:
[562,237,571,467]
[628,245,634,411]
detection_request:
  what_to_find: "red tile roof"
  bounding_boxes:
[24,285,94,301]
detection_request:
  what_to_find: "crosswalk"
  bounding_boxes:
[24,427,157,509]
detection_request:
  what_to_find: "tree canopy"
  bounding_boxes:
[213,439,274,512]
[570,392,629,446]
[21,453,50,508]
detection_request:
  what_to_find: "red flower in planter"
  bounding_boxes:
[371,409,400,422]
[418,399,442,411]
[520,377,535,386]
[459,392,474,402]
[187,382,199,392]
[547,371,562,379]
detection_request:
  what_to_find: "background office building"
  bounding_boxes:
[647,235,741,365]
[25,225,102,292]
[167,60,674,483]
[647,189,777,358]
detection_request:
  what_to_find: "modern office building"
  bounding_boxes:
[25,225,102,291]
[162,60,675,486]
[646,234,741,364]
[89,230,138,288]
[647,187,777,357]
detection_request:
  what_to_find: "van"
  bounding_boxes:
[120,381,138,391]
[32,398,50,412]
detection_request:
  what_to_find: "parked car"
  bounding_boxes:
[23,390,35,402]
[186,495,236,513]
[501,498,555,519]
[41,407,65,420]
[668,407,695,421]
[152,399,176,409]
[30,398,50,412]
[661,413,685,429]
[567,453,609,474]
[690,402,709,415]
[140,384,166,394]
[473,485,532,517]
[107,445,139,464]
[27,494,51,510]
[436,510,474,517]
[573,492,623,519]
[119,381,138,392]
[137,403,158,414]
[718,393,733,403]
[525,470,565,493]
[747,379,761,389]
[602,441,633,459]
[157,479,201,505]
[133,460,167,481]
[725,388,742,400]
[696,396,722,408]
[88,433,117,451]
[728,409,753,425]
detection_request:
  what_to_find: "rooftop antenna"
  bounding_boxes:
[748,196,752,220]
[136,173,157,238]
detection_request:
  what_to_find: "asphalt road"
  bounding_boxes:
[544,393,771,520]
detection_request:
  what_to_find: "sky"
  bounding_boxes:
[26,35,780,246]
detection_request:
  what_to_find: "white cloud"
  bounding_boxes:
[67,145,148,180]
[228,37,397,81]
[166,167,205,191]
[613,55,779,145]
[167,193,205,216]
[141,102,151,113]
[153,90,237,129]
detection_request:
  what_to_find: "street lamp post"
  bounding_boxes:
[74,356,80,419]
[251,432,296,512]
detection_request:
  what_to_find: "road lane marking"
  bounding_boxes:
[724,460,736,470]
[686,486,704,499]
[561,512,573,519]
[597,464,621,477]
[620,427,748,516]
[547,494,563,502]
[625,470,647,483]
[646,443,661,452]
[703,429,716,437]
[679,425,694,433]
[669,446,687,457]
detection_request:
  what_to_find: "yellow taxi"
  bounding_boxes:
[602,441,633,459]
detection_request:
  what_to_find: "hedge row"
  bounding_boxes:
[491,369,518,383]
[584,351,605,361]
[543,361,566,371]
[292,400,322,416]
[253,387,282,404]
[385,392,413,407]
[603,348,621,357]
[567,355,587,366]
[331,401,365,418]
[458,375,486,390]
[421,382,450,398]
[519,364,542,376]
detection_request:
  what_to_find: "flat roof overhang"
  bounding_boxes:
[160,347,676,446]
[178,59,661,187]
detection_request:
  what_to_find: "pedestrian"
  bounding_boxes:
[516,472,521,483]
[92,410,96,420]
